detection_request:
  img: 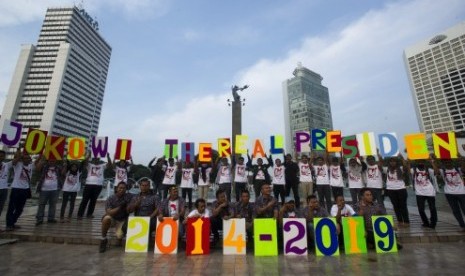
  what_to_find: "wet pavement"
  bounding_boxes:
[0,241,464,275]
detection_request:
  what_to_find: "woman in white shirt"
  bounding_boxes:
[382,155,410,226]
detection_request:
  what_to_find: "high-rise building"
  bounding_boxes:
[404,22,465,134]
[0,6,111,151]
[282,63,333,153]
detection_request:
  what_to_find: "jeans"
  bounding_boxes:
[370,188,384,205]
[182,188,193,209]
[316,185,332,211]
[386,189,409,223]
[60,191,77,218]
[0,188,8,217]
[416,195,437,227]
[331,186,344,201]
[253,180,266,199]
[6,188,29,227]
[36,190,59,222]
[445,193,465,227]
[219,183,232,202]
[273,185,286,204]
[234,182,247,202]
[285,182,300,208]
[349,188,361,204]
[77,185,102,218]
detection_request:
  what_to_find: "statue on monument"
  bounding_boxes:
[231,85,249,101]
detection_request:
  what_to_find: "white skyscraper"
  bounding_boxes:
[283,63,333,153]
[404,22,465,134]
[0,6,111,149]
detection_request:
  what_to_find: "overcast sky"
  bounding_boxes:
[0,0,464,164]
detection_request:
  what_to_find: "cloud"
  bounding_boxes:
[0,0,171,27]
[108,0,465,163]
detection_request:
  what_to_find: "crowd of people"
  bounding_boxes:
[1,147,465,254]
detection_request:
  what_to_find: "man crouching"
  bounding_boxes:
[99,182,132,253]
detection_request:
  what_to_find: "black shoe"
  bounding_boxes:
[47,219,58,223]
[421,223,430,228]
[99,239,108,253]
[397,243,403,250]
[35,221,43,226]
[5,226,14,232]
[13,225,21,229]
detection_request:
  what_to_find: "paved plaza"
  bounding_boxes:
[1,241,465,275]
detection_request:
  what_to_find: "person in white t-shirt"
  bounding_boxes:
[330,194,356,240]
[162,157,179,199]
[381,154,410,226]
[60,160,83,222]
[298,154,314,203]
[77,153,111,220]
[185,198,211,222]
[215,157,233,202]
[35,157,62,225]
[409,157,438,229]
[109,157,132,190]
[365,153,384,205]
[329,156,346,201]
[439,158,465,231]
[180,161,195,210]
[347,157,367,204]
[6,148,39,231]
[268,155,286,204]
[0,150,12,228]
[232,155,249,202]
[196,159,212,201]
[313,152,332,211]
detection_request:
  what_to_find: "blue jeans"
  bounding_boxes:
[36,190,59,222]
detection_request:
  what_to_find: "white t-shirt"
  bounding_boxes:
[330,204,356,217]
[11,162,35,189]
[366,165,383,189]
[114,166,128,185]
[299,162,313,182]
[198,167,212,186]
[86,163,105,185]
[348,167,364,189]
[234,164,248,183]
[168,199,179,216]
[441,168,465,195]
[329,165,344,187]
[314,164,330,185]
[187,208,211,218]
[42,166,59,191]
[383,167,406,190]
[162,165,177,185]
[218,165,232,184]
[62,171,81,192]
[272,166,286,185]
[411,168,436,197]
[180,168,194,188]
[0,161,12,189]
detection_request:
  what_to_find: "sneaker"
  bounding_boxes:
[99,239,108,253]
[5,226,14,232]
[13,225,21,229]
[35,221,43,226]
[47,219,58,223]
[77,216,83,220]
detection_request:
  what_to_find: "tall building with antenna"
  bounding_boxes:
[282,63,333,153]
[0,6,111,151]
